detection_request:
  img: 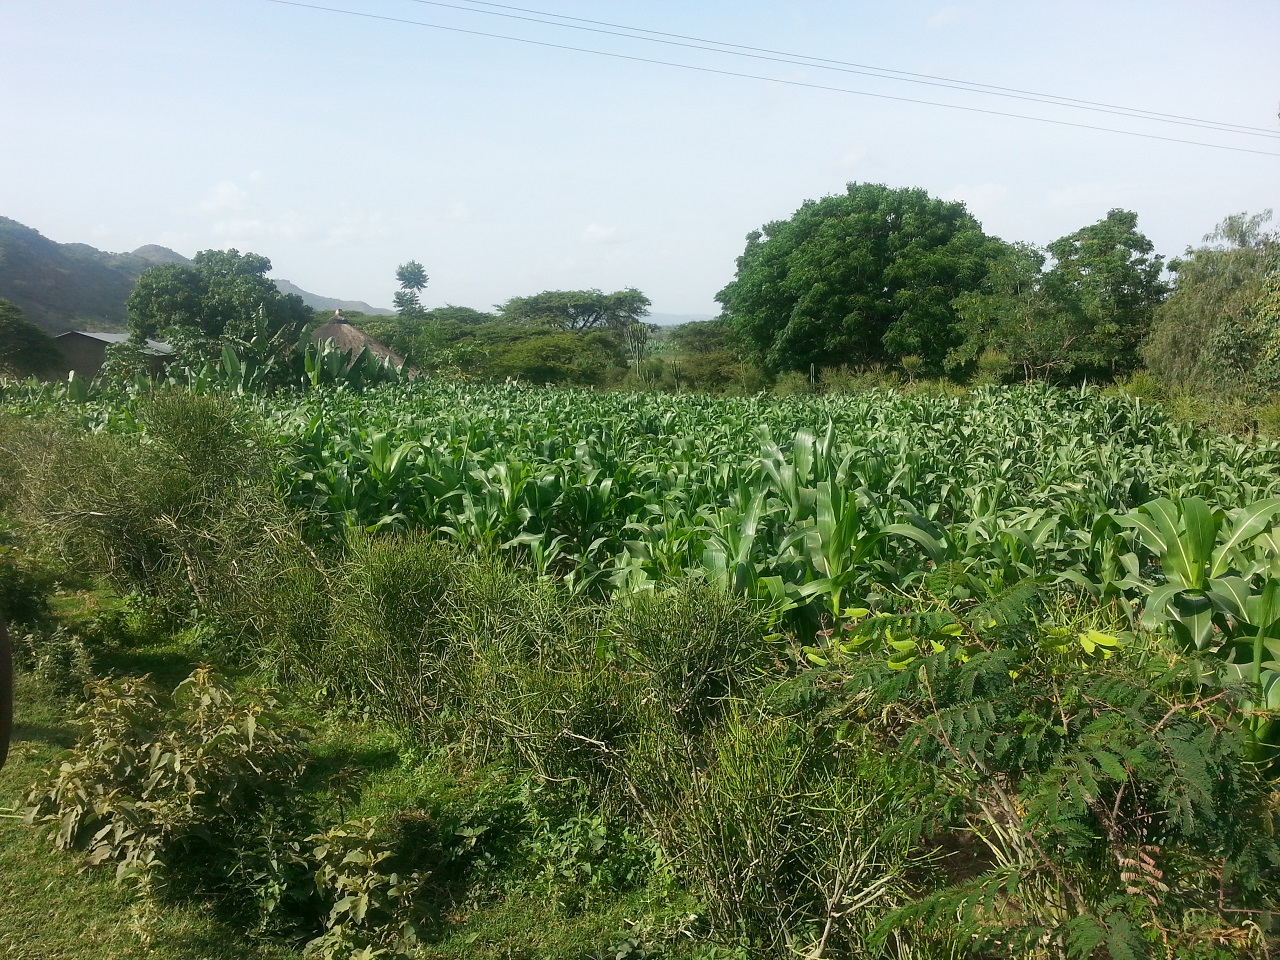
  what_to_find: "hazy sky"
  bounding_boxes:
[3,1,1277,315]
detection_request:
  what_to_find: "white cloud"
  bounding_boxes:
[1045,183,1123,211]
[449,201,471,221]
[198,180,251,214]
[323,212,391,246]
[211,212,313,244]
[834,147,869,171]
[582,222,619,244]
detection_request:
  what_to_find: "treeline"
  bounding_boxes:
[3,182,1277,408]
[347,185,1280,401]
[715,185,1279,396]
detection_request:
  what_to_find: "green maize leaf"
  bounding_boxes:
[1211,498,1280,577]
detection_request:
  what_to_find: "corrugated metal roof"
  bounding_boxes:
[55,331,173,355]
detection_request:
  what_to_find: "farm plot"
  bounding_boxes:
[272,381,1280,609]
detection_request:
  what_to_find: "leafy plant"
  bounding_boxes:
[304,819,424,960]
[25,667,307,905]
[1115,496,1280,760]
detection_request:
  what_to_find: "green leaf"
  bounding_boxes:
[1212,498,1280,578]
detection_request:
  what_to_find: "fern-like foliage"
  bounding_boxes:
[817,604,1280,958]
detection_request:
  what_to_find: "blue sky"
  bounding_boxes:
[2,0,1277,315]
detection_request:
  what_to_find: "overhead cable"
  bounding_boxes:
[405,0,1280,140]
[263,0,1280,158]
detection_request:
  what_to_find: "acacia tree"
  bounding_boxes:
[715,182,1005,373]
[496,288,651,333]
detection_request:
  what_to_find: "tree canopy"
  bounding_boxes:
[393,260,429,319]
[715,182,1005,373]
[1041,208,1167,378]
[950,210,1167,382]
[0,298,61,376]
[496,288,651,333]
[126,249,311,344]
[1142,211,1276,394]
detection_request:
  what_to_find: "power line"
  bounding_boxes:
[263,0,1280,158]
[405,0,1280,141]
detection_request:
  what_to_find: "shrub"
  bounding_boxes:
[323,533,457,732]
[1113,368,1164,400]
[833,636,1280,958]
[12,623,96,699]
[819,364,904,393]
[303,819,424,959]
[656,706,925,956]
[0,543,53,628]
[1257,396,1280,437]
[973,347,1013,386]
[485,330,628,386]
[3,390,305,637]
[770,370,818,396]
[25,667,308,903]
[611,581,772,736]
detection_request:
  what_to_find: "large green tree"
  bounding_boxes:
[1142,211,1276,393]
[1042,209,1167,378]
[950,210,1167,382]
[715,182,1005,372]
[496,288,651,333]
[126,249,311,344]
[948,242,1060,381]
[0,298,61,376]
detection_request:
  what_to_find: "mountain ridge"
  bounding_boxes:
[0,216,392,333]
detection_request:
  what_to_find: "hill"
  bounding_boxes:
[648,312,716,327]
[0,216,392,333]
[273,278,392,316]
[0,217,173,333]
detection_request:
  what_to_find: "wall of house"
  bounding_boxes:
[53,335,108,377]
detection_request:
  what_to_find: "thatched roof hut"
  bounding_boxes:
[309,310,409,371]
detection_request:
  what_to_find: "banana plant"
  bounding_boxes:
[1118,496,1280,760]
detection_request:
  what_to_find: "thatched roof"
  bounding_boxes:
[309,311,407,370]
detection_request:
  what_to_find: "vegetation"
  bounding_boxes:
[715,182,1006,373]
[0,298,61,377]
[496,288,652,334]
[1143,212,1279,396]
[6,187,1280,958]
[393,261,430,319]
[951,211,1168,382]
[127,249,313,346]
[2,375,1279,957]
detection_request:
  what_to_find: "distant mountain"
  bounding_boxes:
[132,244,192,267]
[273,278,393,316]
[0,216,393,333]
[0,217,172,333]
